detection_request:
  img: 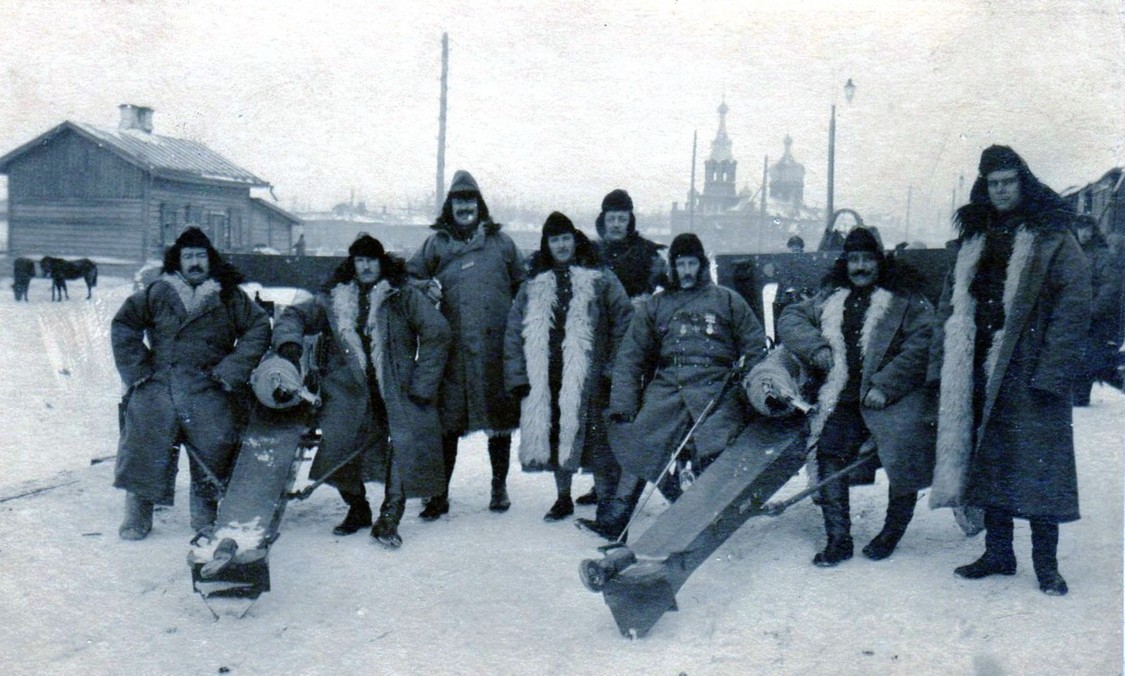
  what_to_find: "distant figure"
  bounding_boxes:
[12,257,34,301]
[111,226,270,540]
[1071,214,1122,402]
[293,234,306,257]
[929,145,1089,596]
[407,170,526,519]
[787,235,805,253]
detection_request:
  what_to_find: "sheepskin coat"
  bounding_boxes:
[112,273,270,504]
[504,263,633,473]
[928,208,1089,521]
[272,275,451,498]
[407,219,525,436]
[608,275,766,481]
[777,276,936,493]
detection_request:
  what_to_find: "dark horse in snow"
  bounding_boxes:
[12,258,35,301]
[40,256,98,301]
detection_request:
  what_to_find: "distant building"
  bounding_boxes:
[0,104,299,262]
[1061,167,1124,237]
[671,102,824,253]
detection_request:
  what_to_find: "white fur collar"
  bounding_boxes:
[160,273,220,316]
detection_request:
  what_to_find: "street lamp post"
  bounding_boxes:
[826,78,856,230]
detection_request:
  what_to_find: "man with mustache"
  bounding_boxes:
[776,227,935,566]
[273,234,450,547]
[407,170,526,518]
[930,145,1089,595]
[578,233,766,539]
[112,226,270,540]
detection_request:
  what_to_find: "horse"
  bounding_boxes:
[12,258,35,301]
[40,256,98,301]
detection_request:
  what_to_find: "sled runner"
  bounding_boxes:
[579,414,809,638]
[188,355,319,609]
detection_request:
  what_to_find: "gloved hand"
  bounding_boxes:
[273,387,296,405]
[408,393,432,407]
[414,279,442,305]
[812,346,834,373]
[863,387,888,410]
[509,384,531,400]
[277,342,303,369]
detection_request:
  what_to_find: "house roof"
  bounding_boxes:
[250,197,301,224]
[0,120,268,187]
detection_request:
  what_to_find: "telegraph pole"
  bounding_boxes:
[689,130,697,230]
[435,33,449,216]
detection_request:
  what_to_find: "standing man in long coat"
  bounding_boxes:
[1071,214,1122,404]
[504,213,633,522]
[407,170,526,519]
[930,145,1089,596]
[273,234,450,548]
[573,188,667,510]
[777,227,935,566]
[578,233,766,539]
[112,226,270,540]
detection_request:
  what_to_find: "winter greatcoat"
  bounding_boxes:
[598,232,667,300]
[1079,231,1122,383]
[407,220,525,436]
[272,271,450,498]
[929,199,1090,522]
[112,274,270,505]
[777,271,936,493]
[608,274,766,481]
[504,259,633,473]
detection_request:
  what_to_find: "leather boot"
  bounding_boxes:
[544,495,574,522]
[1031,519,1067,595]
[419,493,450,521]
[813,457,853,567]
[576,475,642,541]
[575,487,598,506]
[863,490,917,561]
[333,489,372,536]
[189,485,218,536]
[488,435,512,512]
[119,492,154,541]
[954,508,1017,579]
[373,462,406,548]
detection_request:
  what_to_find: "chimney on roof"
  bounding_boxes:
[118,104,154,133]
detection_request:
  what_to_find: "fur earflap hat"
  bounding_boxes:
[542,211,577,238]
[600,189,634,213]
[448,170,481,197]
[977,145,1025,177]
[842,227,882,255]
[174,225,213,250]
[669,233,706,264]
[348,232,385,259]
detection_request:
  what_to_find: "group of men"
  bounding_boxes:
[112,145,1092,595]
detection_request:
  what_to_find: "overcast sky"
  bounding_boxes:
[0,0,1121,240]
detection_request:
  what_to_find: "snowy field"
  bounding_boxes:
[0,277,1121,675]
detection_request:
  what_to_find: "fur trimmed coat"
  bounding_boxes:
[928,210,1090,521]
[777,281,936,493]
[112,274,270,504]
[608,277,766,481]
[272,278,450,498]
[503,265,633,473]
[407,220,525,436]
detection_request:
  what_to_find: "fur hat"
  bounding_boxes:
[448,170,481,197]
[669,233,706,264]
[542,211,577,239]
[348,233,385,259]
[842,227,882,254]
[600,189,634,213]
[786,235,805,250]
[977,145,1024,177]
[174,225,212,250]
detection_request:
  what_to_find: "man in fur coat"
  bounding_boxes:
[577,233,766,539]
[112,226,270,540]
[929,145,1089,596]
[776,227,935,566]
[503,212,633,523]
[273,234,450,548]
[574,189,667,508]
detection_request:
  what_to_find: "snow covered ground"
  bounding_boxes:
[0,277,1121,675]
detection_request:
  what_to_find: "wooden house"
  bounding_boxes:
[0,104,300,262]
